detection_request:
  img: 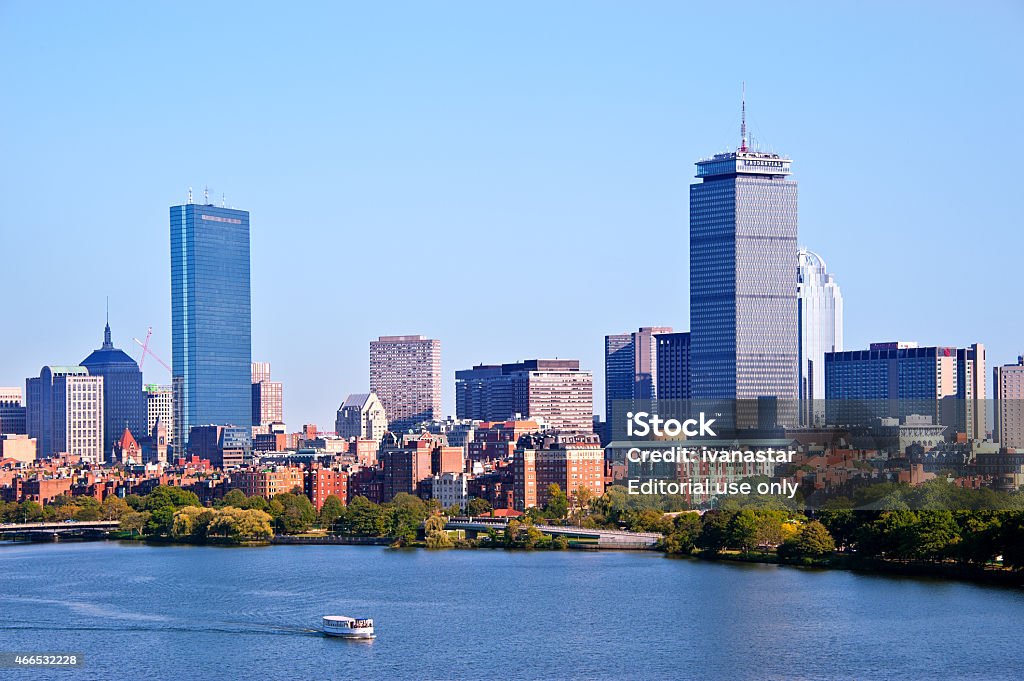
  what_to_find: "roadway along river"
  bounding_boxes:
[1,541,1022,680]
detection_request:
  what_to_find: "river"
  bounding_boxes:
[1,542,1022,680]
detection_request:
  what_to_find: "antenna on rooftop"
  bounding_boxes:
[187,187,193,204]
[740,81,748,153]
[204,185,209,204]
[221,192,226,207]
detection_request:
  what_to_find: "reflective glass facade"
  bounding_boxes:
[690,152,799,405]
[171,203,252,448]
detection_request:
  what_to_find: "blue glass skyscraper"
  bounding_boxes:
[689,134,798,409]
[170,200,252,450]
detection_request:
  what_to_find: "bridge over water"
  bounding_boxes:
[0,520,121,541]
[444,517,661,550]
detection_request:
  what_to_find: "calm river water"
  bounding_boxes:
[1,541,1022,680]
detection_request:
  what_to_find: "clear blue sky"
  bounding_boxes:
[1,1,1022,427]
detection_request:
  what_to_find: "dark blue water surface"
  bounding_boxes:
[1,542,1022,680]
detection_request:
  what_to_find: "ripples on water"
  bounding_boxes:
[0,541,1022,680]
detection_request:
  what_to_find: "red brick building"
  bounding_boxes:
[305,466,349,511]
[513,431,604,511]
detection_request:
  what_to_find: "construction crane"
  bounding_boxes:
[133,327,172,373]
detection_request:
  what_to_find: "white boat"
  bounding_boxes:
[322,615,375,639]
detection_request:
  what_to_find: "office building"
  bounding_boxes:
[335,392,387,442]
[369,335,441,431]
[689,119,799,408]
[456,359,593,432]
[605,327,672,433]
[513,431,604,511]
[144,384,173,447]
[994,356,1024,449]
[171,200,252,449]
[26,366,104,463]
[0,387,26,435]
[81,319,146,457]
[797,249,843,424]
[250,361,283,429]
[252,380,283,427]
[188,424,251,469]
[825,342,985,433]
[655,332,691,400]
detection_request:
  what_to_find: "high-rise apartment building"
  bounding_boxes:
[171,201,252,448]
[456,359,593,432]
[335,392,387,442]
[26,366,104,463]
[994,356,1024,449]
[604,327,672,432]
[81,320,146,456]
[144,384,173,447]
[0,387,26,435]
[797,249,843,424]
[369,335,441,431]
[690,126,798,408]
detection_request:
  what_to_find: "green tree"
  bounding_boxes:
[120,511,150,537]
[661,513,703,555]
[778,521,835,561]
[818,509,860,550]
[124,494,145,511]
[954,511,1001,565]
[100,496,131,521]
[273,492,317,534]
[340,496,387,537]
[171,506,208,539]
[997,511,1024,570]
[218,489,248,509]
[727,510,761,553]
[697,511,733,555]
[908,510,960,561]
[319,495,345,529]
[522,524,544,550]
[466,497,493,517]
[504,519,523,547]
[423,514,452,549]
[70,496,102,521]
[144,486,201,511]
[17,500,44,522]
[544,484,568,520]
[386,494,428,545]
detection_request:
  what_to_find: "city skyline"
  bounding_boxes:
[1,2,1022,427]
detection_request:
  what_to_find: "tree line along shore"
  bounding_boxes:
[3,479,1023,584]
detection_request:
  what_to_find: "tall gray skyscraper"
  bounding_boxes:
[689,110,798,415]
[171,199,252,449]
[797,249,843,424]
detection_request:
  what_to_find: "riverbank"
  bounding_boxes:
[690,550,1024,588]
